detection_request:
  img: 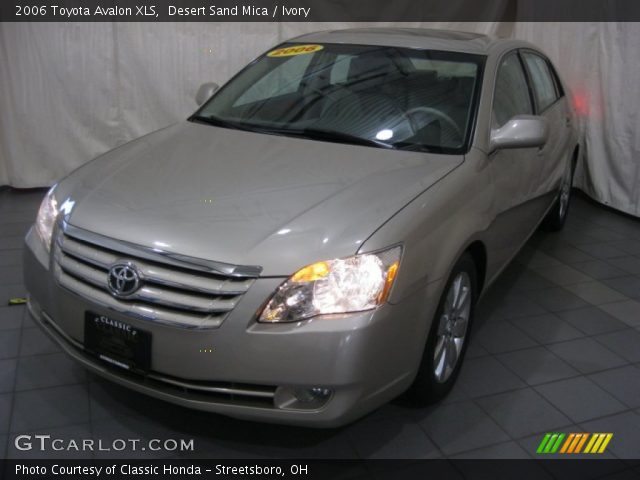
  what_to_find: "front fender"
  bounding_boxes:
[358,150,494,306]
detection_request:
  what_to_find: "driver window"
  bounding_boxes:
[493,53,533,127]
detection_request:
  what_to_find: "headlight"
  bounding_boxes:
[35,186,58,251]
[259,246,402,323]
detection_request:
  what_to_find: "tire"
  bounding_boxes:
[540,162,574,232]
[407,252,477,404]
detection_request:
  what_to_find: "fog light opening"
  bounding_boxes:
[295,387,331,403]
[274,386,333,410]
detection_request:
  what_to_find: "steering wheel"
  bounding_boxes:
[297,83,359,122]
[304,82,354,103]
[405,107,463,141]
[320,91,418,137]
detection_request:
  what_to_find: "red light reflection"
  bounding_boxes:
[572,91,590,117]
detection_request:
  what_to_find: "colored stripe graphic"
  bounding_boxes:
[584,433,598,453]
[544,433,558,453]
[559,433,575,453]
[584,433,613,454]
[550,433,565,453]
[575,433,589,453]
[538,433,613,454]
[537,433,565,453]
[567,433,582,453]
[565,433,586,453]
[537,433,552,454]
[598,434,613,453]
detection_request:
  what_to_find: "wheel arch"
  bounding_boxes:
[465,240,488,295]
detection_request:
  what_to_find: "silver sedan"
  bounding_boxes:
[24,28,578,427]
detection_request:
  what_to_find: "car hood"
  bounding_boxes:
[57,121,461,276]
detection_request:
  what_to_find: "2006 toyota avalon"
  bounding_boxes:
[24,28,578,427]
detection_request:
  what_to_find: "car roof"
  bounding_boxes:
[289,28,533,56]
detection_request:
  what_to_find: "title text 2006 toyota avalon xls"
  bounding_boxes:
[24,28,578,427]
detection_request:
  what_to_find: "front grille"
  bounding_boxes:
[52,225,258,329]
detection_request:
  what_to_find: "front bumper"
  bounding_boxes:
[24,228,440,427]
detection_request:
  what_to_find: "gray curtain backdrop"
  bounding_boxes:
[1,22,639,216]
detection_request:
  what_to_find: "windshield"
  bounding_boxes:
[193,43,485,154]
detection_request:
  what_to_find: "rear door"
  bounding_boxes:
[521,50,571,204]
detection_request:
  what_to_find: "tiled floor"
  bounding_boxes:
[2,187,640,461]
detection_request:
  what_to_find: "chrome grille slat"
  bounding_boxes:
[55,267,223,328]
[58,256,238,314]
[133,285,238,314]
[53,226,257,329]
[59,255,108,290]
[60,235,252,295]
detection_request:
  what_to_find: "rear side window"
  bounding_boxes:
[493,53,533,127]
[522,52,558,112]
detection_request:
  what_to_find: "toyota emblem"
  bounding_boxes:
[107,262,141,297]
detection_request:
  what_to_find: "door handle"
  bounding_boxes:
[565,116,572,127]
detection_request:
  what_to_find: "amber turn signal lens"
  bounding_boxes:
[291,261,331,282]
[377,261,399,304]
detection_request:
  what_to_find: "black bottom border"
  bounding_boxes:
[4,459,640,480]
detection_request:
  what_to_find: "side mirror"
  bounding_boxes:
[195,82,220,106]
[490,115,549,152]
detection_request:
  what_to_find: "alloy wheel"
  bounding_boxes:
[433,271,471,383]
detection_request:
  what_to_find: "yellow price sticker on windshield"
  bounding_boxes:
[267,44,323,58]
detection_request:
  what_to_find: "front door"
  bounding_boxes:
[521,50,572,202]
[486,51,543,271]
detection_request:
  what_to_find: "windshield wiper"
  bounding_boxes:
[190,115,260,133]
[191,116,395,150]
[282,128,396,150]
